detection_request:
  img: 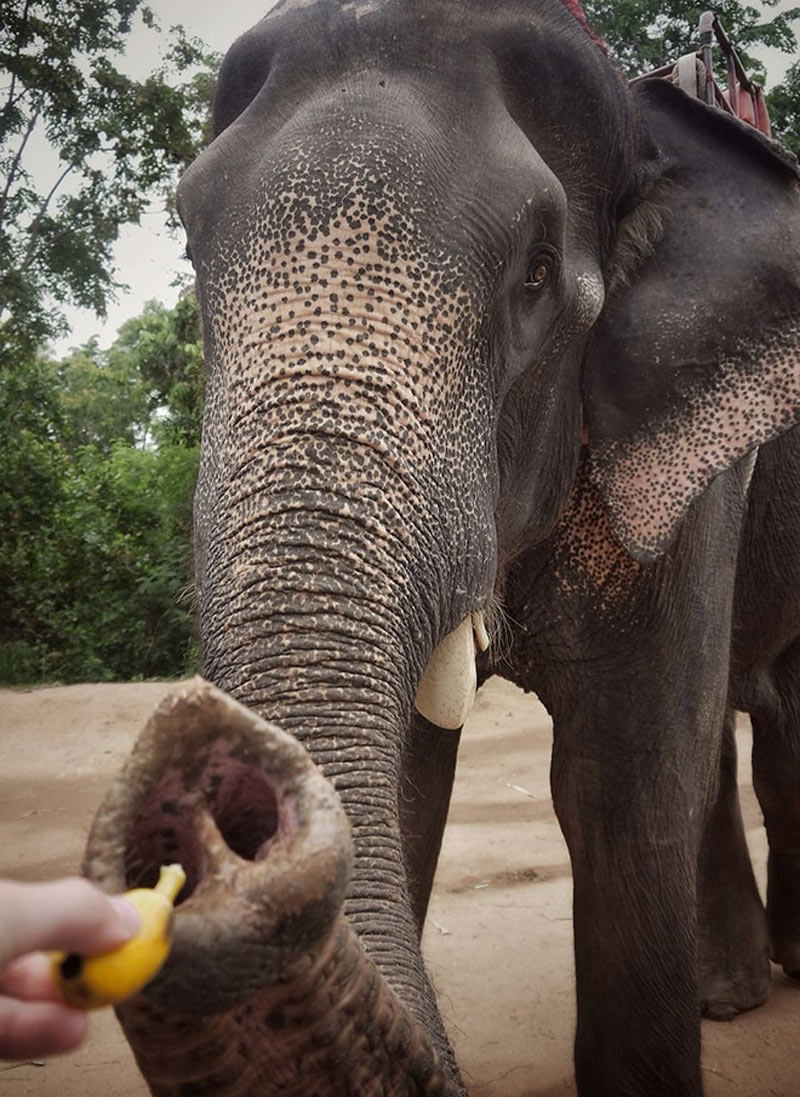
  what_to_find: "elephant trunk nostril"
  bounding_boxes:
[123,757,283,901]
[205,761,281,861]
[123,788,203,899]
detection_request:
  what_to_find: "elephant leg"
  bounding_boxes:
[399,714,461,938]
[751,635,800,978]
[550,700,707,1097]
[503,463,750,1097]
[697,707,770,1019]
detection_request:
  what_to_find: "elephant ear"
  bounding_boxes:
[583,78,800,563]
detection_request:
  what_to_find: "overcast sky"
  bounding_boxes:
[51,0,799,355]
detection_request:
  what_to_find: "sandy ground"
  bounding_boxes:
[1,678,799,1096]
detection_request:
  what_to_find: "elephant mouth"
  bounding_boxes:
[123,748,284,901]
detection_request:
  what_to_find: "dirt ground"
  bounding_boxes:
[1,678,799,1096]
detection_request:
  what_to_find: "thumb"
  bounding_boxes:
[0,879,139,966]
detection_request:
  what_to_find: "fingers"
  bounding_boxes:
[0,879,139,967]
[0,996,88,1060]
[0,954,54,1002]
[0,878,134,1061]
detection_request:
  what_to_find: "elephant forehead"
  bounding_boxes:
[199,152,486,390]
[182,56,571,285]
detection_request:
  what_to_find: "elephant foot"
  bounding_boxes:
[698,910,771,1021]
[768,905,800,980]
[699,963,770,1021]
[764,848,800,981]
[771,938,800,980]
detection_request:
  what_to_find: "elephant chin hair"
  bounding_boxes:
[84,678,458,1097]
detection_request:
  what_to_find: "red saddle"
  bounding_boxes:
[563,5,772,138]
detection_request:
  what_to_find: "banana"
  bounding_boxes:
[51,863,186,1010]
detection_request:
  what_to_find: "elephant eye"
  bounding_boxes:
[524,259,550,291]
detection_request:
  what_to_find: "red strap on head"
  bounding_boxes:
[559,0,608,54]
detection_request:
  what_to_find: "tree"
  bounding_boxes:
[54,337,150,453]
[0,294,203,685]
[584,1,799,76]
[765,59,800,156]
[108,291,204,447]
[0,1,216,365]
[583,1,800,151]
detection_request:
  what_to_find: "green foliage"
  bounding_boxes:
[0,0,217,365]
[584,1,800,152]
[109,293,204,447]
[0,295,203,685]
[584,1,799,77]
[0,1,211,684]
[52,292,204,452]
[767,60,800,156]
[54,338,150,452]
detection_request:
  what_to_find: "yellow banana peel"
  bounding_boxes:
[51,863,186,1010]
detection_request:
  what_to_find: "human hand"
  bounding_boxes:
[0,878,140,1059]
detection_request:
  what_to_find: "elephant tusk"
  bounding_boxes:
[414,612,489,730]
[473,610,490,653]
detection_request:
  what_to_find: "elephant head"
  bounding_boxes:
[83,2,800,1095]
[183,0,646,703]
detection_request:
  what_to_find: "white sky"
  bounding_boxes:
[51,0,280,356]
[50,0,799,356]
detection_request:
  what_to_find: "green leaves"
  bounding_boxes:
[583,1,800,154]
[107,293,204,447]
[0,0,217,365]
[585,1,798,78]
[767,60,800,155]
[0,294,203,685]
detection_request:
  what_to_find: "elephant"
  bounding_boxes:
[81,1,800,1094]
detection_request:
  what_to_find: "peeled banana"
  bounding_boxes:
[52,863,186,1010]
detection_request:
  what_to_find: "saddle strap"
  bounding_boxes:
[675,53,705,99]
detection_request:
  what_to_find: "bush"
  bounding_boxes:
[0,299,203,684]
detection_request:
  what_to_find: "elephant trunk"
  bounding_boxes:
[84,678,457,1096]
[194,485,463,1011]
[116,124,493,1092]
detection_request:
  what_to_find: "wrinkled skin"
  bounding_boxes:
[83,2,800,1095]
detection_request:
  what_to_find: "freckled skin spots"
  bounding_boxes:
[589,321,800,561]
[586,80,800,563]
[195,133,500,710]
[552,457,641,609]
